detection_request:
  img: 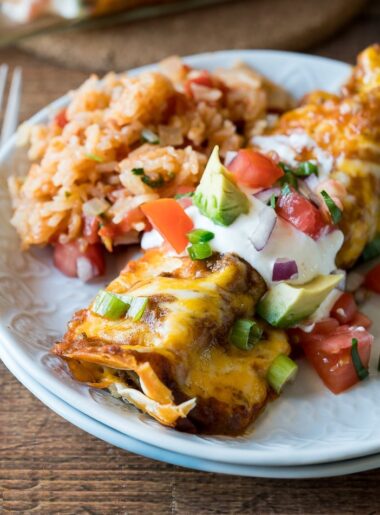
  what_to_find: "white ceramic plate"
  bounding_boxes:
[3,342,380,479]
[1,50,380,468]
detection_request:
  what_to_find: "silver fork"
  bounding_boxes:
[0,64,22,149]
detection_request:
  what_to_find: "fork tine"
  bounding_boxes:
[0,64,9,115]
[0,66,22,147]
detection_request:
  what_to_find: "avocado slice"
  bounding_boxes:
[257,274,344,328]
[193,146,249,226]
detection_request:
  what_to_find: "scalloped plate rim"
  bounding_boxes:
[4,50,380,468]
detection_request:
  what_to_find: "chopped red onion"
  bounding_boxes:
[272,258,298,281]
[76,257,98,282]
[248,205,277,251]
[224,151,238,167]
[255,187,281,204]
[304,173,319,191]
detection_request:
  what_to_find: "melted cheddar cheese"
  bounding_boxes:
[54,250,290,435]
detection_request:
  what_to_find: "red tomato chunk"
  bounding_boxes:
[228,149,284,189]
[302,325,372,394]
[53,241,105,279]
[276,190,327,240]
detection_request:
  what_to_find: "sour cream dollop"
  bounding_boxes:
[141,195,344,288]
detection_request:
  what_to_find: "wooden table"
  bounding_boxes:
[1,2,380,513]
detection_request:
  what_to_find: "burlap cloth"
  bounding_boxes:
[18,0,366,72]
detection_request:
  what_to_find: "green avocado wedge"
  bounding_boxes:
[257,274,344,328]
[193,146,249,226]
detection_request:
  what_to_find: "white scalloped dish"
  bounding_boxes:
[1,50,380,468]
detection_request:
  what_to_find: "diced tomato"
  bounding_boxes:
[184,71,213,96]
[302,325,373,394]
[176,185,195,209]
[83,216,100,244]
[350,311,372,329]
[288,317,340,346]
[53,241,105,279]
[228,149,284,189]
[364,263,380,293]
[331,292,357,324]
[141,198,193,253]
[176,185,195,196]
[118,207,146,233]
[276,190,327,240]
[98,207,147,241]
[54,109,68,129]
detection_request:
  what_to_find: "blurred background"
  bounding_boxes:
[0,0,378,72]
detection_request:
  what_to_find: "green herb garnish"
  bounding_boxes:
[320,190,342,224]
[279,162,293,175]
[141,129,160,144]
[294,161,319,177]
[281,183,292,196]
[131,167,166,188]
[351,338,369,381]
[131,168,144,176]
[85,153,104,162]
[268,194,277,208]
[141,175,164,188]
[279,170,298,190]
[362,234,380,262]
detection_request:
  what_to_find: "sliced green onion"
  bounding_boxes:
[118,294,133,306]
[92,290,130,319]
[141,129,160,144]
[175,191,194,200]
[267,354,298,394]
[85,153,104,162]
[127,297,148,321]
[187,242,213,260]
[187,229,215,244]
[351,338,369,381]
[267,194,277,209]
[294,161,319,177]
[320,190,342,224]
[131,167,144,176]
[362,234,380,262]
[281,183,292,196]
[229,319,263,351]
